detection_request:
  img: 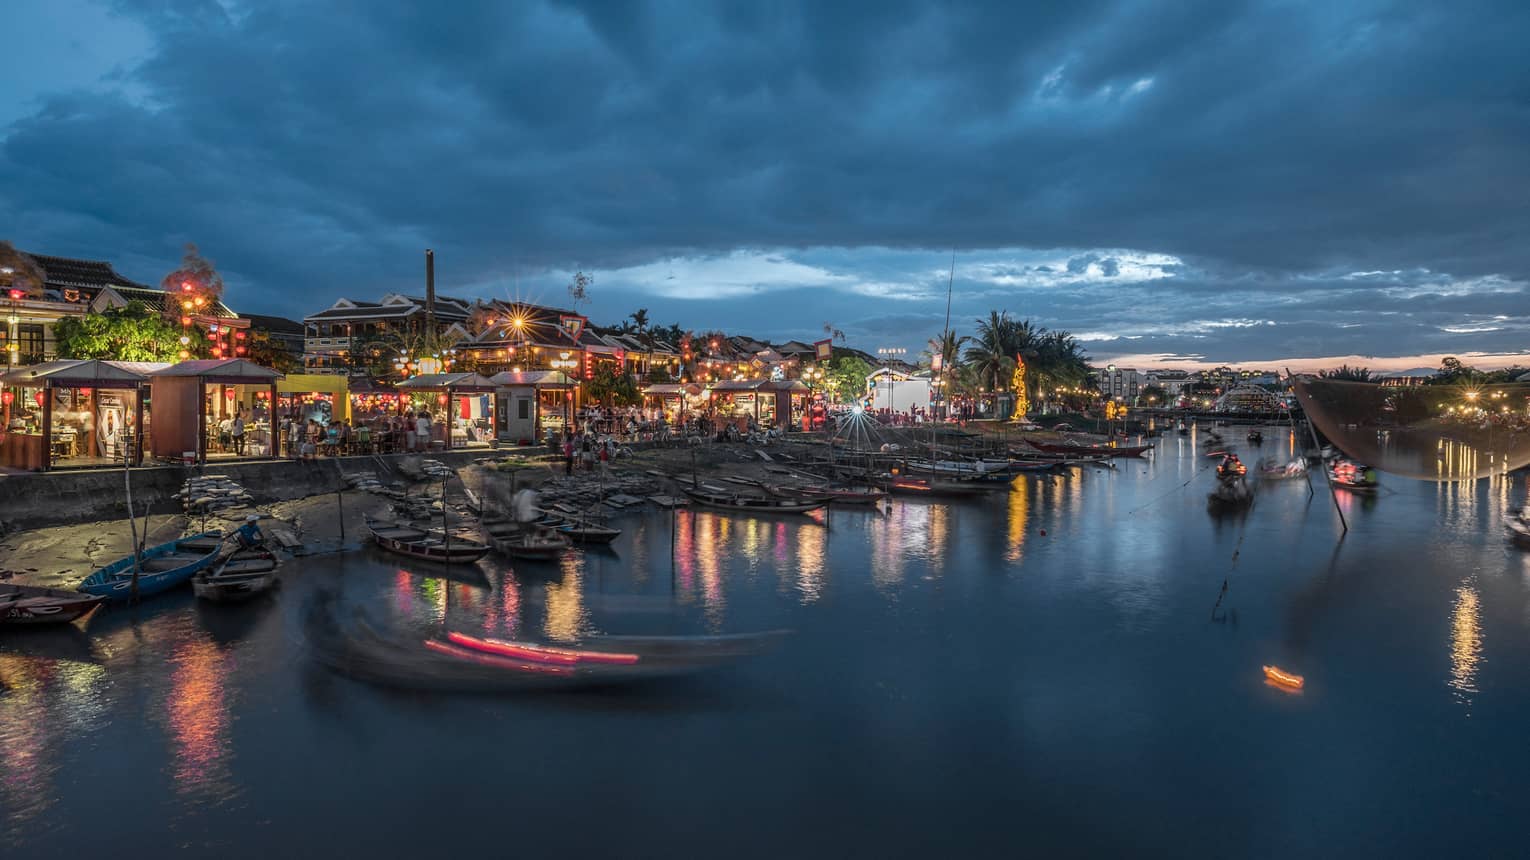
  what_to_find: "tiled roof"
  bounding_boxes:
[304,305,421,322]
[23,253,153,291]
[241,313,305,334]
[109,285,239,319]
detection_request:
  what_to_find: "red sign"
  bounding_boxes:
[814,339,833,361]
[560,315,586,341]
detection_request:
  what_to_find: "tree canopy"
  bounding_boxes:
[54,301,202,362]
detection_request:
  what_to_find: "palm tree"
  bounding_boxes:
[1318,364,1376,382]
[965,311,1017,393]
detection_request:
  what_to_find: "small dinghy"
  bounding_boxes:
[0,584,106,627]
[193,548,280,602]
[365,517,491,563]
[77,531,225,601]
[492,526,571,559]
[558,521,622,545]
[683,487,828,514]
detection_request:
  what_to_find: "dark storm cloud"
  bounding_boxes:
[2,0,1528,365]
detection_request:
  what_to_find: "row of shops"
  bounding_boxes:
[0,359,815,472]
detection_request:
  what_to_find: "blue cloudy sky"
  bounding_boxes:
[3,0,1528,369]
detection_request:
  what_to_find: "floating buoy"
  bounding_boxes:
[1263,665,1304,690]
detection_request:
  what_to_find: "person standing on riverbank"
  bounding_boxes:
[563,433,574,475]
[231,410,246,455]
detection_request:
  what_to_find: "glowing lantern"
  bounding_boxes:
[181,300,194,311]
[212,347,224,357]
[33,391,44,407]
[236,346,246,355]
[182,281,193,292]
[235,331,246,340]
[79,387,92,397]
[181,316,192,325]
[1,391,11,406]
[1263,665,1304,690]
[179,336,191,345]
[179,350,190,359]
[7,289,23,300]
[224,387,236,400]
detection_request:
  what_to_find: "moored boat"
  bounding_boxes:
[1329,460,1379,492]
[364,517,491,563]
[492,526,572,559]
[1027,439,1153,458]
[192,548,280,602]
[77,531,225,601]
[683,487,828,514]
[0,584,106,627]
[772,483,888,505]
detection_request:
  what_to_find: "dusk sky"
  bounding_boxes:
[3,0,1528,370]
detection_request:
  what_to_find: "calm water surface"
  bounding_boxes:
[5,432,1530,857]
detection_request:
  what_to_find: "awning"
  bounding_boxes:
[150,358,285,384]
[3,359,166,387]
[490,370,575,388]
[760,379,811,392]
[708,379,767,392]
[396,372,499,392]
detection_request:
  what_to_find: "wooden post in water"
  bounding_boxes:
[442,472,451,566]
[1287,368,1347,535]
[336,488,345,541]
[124,456,141,604]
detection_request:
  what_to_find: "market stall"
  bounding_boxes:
[148,359,284,463]
[490,370,575,445]
[761,379,811,430]
[642,382,704,424]
[397,372,499,449]
[0,359,163,471]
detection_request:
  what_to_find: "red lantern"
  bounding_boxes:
[1,391,12,406]
[437,393,449,405]
[33,391,44,408]
[79,387,92,397]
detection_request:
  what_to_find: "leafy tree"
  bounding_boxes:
[1428,356,1478,385]
[826,355,872,403]
[54,301,202,361]
[245,329,302,374]
[1138,384,1168,406]
[645,365,673,384]
[567,270,593,310]
[159,243,225,322]
[585,364,641,407]
[1318,364,1376,382]
[0,241,46,297]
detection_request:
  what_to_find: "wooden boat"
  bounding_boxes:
[364,517,491,563]
[882,477,990,498]
[492,526,571,559]
[445,631,640,665]
[0,584,106,627]
[1329,461,1379,492]
[1027,439,1153,458]
[77,531,225,601]
[1207,477,1254,512]
[558,521,622,544]
[771,483,888,505]
[302,591,787,693]
[1506,517,1530,548]
[1216,456,1247,478]
[683,487,828,514]
[192,549,280,602]
[1247,429,1264,444]
[1258,458,1307,479]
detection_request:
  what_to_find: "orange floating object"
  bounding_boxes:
[446,631,640,665]
[1263,665,1304,689]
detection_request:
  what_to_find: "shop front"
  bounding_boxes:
[0,359,163,471]
[489,370,574,446]
[397,372,498,449]
[761,379,811,430]
[642,383,705,425]
[148,359,284,463]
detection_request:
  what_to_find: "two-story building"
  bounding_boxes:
[2,252,242,370]
[302,293,473,375]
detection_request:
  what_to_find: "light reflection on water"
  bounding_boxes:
[6,436,1530,856]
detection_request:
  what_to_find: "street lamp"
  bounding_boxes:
[3,267,20,372]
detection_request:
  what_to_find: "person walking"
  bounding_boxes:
[580,434,595,472]
[562,433,575,476]
[416,411,433,452]
[231,409,246,455]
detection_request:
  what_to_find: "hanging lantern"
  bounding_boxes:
[437,393,449,405]
[79,387,92,397]
[33,391,44,408]
[179,349,190,359]
[224,387,236,400]
[1,391,12,406]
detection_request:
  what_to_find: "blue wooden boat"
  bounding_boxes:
[77,531,225,600]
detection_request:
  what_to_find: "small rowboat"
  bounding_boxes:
[0,584,106,627]
[1505,517,1530,548]
[192,549,280,602]
[771,484,888,505]
[77,531,225,601]
[1263,665,1304,690]
[683,487,827,514]
[1329,461,1379,492]
[492,527,571,559]
[1027,440,1153,458]
[445,631,640,665]
[557,521,622,544]
[364,517,491,563]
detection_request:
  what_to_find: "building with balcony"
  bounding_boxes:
[2,252,241,370]
[302,293,473,375]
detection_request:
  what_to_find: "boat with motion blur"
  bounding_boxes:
[364,517,491,563]
[683,486,828,514]
[1027,439,1153,458]
[1329,460,1379,492]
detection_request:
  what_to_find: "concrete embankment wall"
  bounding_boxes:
[0,450,506,533]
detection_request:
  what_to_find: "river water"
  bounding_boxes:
[4,430,1530,857]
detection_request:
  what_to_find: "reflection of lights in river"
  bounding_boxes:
[0,656,52,829]
[166,637,232,798]
[1448,584,1482,708]
[1006,483,1029,563]
[697,515,726,628]
[795,519,826,604]
[544,554,589,642]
